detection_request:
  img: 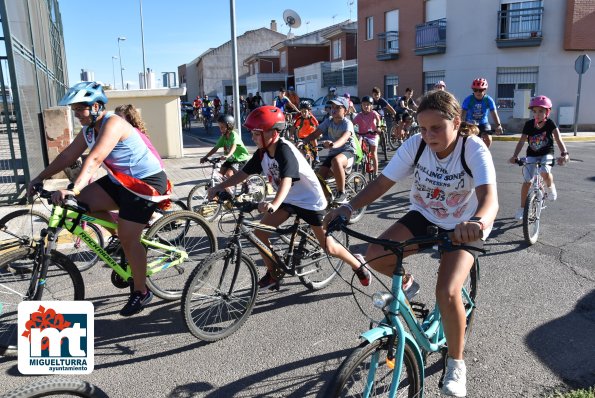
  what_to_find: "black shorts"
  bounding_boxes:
[478,123,492,134]
[397,210,483,260]
[321,151,354,168]
[280,203,325,227]
[395,111,412,123]
[222,160,246,172]
[96,171,168,224]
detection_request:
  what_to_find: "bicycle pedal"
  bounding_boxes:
[409,301,429,319]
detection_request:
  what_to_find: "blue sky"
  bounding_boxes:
[59,0,356,89]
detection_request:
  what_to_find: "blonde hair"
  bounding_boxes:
[114,104,148,136]
[417,90,479,136]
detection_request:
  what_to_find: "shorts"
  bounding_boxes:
[222,160,246,172]
[363,136,378,147]
[321,151,354,169]
[395,111,412,123]
[523,155,555,181]
[397,210,484,260]
[96,171,168,224]
[478,123,492,134]
[280,203,325,227]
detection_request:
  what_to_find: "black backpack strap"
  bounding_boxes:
[461,136,473,178]
[413,138,426,167]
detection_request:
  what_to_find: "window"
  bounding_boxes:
[496,66,538,109]
[384,75,399,99]
[254,62,259,74]
[332,39,342,59]
[499,0,543,39]
[280,51,287,69]
[423,70,446,93]
[366,17,374,40]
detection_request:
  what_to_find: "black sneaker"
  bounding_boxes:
[120,290,153,317]
[258,272,280,291]
[334,191,348,204]
[105,235,122,255]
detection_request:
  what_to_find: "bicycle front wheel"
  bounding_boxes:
[297,225,348,290]
[523,190,541,245]
[463,260,479,345]
[0,248,84,357]
[388,125,400,151]
[182,249,258,342]
[245,174,267,202]
[3,377,109,398]
[187,183,221,222]
[0,209,48,248]
[346,172,368,223]
[325,338,422,397]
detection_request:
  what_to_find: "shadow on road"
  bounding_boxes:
[525,289,595,389]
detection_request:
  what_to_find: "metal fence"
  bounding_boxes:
[0,0,68,203]
[321,59,357,88]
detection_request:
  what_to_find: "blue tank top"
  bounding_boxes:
[83,113,162,181]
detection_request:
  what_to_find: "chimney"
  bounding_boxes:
[270,20,277,32]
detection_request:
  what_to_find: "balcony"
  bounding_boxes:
[377,31,399,61]
[415,19,446,55]
[496,6,543,48]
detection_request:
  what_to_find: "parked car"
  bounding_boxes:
[311,95,362,122]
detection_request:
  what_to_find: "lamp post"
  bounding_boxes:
[139,0,147,89]
[111,56,118,90]
[117,36,126,89]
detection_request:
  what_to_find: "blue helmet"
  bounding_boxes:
[59,81,108,106]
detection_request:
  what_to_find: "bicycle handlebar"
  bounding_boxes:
[32,183,90,214]
[515,157,556,167]
[215,191,260,213]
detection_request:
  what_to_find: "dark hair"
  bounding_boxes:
[372,87,381,94]
[279,87,286,92]
[417,91,478,136]
[405,88,413,93]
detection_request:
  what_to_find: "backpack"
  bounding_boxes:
[413,136,473,177]
[351,131,364,164]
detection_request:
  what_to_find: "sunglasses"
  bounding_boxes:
[473,89,486,93]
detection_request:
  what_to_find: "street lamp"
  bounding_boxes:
[117,36,126,89]
[111,56,118,90]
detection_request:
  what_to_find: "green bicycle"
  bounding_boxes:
[323,218,484,397]
[0,185,217,356]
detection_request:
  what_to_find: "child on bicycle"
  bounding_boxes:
[508,95,569,220]
[304,97,357,204]
[200,114,250,178]
[461,78,503,148]
[293,100,320,163]
[207,106,372,290]
[325,90,499,397]
[352,96,381,176]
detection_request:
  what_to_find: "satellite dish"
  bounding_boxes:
[283,9,302,34]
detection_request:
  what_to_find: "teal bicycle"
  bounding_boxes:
[323,217,483,397]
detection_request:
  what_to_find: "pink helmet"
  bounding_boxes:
[528,95,552,109]
[471,78,488,90]
[343,93,351,99]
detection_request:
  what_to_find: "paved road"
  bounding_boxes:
[1,137,594,397]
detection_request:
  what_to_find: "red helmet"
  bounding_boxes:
[244,106,286,132]
[471,78,488,90]
[528,95,552,109]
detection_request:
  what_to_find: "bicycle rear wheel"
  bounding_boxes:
[325,338,422,397]
[296,225,348,290]
[0,248,84,357]
[346,172,368,223]
[523,190,541,245]
[144,211,217,300]
[182,249,258,342]
[187,183,221,222]
[3,377,109,398]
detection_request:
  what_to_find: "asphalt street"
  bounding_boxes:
[1,131,594,397]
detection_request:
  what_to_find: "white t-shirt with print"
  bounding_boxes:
[382,134,496,235]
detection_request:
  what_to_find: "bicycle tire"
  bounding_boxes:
[0,209,48,248]
[345,172,368,223]
[296,225,348,290]
[187,182,222,222]
[1,377,109,398]
[56,222,104,272]
[181,249,258,342]
[387,125,400,151]
[0,248,84,357]
[380,130,388,161]
[523,190,540,245]
[244,174,267,202]
[144,211,217,301]
[325,338,422,397]
[463,260,479,345]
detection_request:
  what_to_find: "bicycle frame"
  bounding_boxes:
[45,204,188,282]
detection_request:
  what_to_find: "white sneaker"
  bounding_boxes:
[514,208,524,221]
[441,357,467,397]
[548,184,557,201]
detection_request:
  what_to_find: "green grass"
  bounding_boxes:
[551,387,595,398]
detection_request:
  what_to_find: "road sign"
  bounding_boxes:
[575,54,591,75]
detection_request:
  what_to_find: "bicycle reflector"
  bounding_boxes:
[372,292,393,309]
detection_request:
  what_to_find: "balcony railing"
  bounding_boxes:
[415,18,446,55]
[322,60,357,87]
[496,6,543,48]
[377,31,399,61]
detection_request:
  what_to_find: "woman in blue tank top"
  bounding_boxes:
[27,81,168,317]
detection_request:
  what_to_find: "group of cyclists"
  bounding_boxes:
[27,77,571,397]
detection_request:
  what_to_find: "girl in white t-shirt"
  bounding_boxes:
[325,90,499,397]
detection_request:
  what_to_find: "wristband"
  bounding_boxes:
[340,202,354,216]
[468,216,485,231]
[72,187,81,196]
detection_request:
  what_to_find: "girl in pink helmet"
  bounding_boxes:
[508,95,570,220]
